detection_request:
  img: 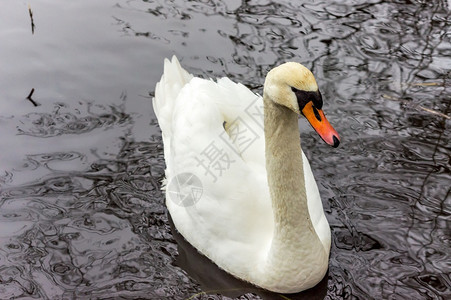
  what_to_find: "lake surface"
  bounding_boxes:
[0,0,450,299]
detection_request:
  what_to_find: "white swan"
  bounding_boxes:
[153,56,340,293]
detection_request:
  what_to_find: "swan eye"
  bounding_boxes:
[291,87,323,111]
[291,87,309,111]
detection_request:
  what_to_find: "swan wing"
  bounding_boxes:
[153,57,273,276]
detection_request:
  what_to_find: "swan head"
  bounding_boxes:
[264,62,340,148]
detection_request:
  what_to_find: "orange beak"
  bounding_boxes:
[301,101,340,148]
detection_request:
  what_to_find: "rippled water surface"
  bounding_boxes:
[1,0,450,299]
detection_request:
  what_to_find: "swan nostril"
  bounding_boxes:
[332,136,340,148]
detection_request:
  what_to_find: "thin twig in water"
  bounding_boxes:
[26,88,39,107]
[419,106,450,119]
[382,94,450,120]
[28,4,35,34]
[409,82,442,87]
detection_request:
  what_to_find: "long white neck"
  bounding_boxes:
[259,93,328,293]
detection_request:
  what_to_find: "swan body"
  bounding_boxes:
[153,56,340,293]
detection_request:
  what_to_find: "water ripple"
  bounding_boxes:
[0,137,201,298]
[1,0,450,298]
[16,102,130,138]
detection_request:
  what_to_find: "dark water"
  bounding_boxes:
[0,0,450,299]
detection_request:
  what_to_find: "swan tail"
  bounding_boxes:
[153,55,193,137]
